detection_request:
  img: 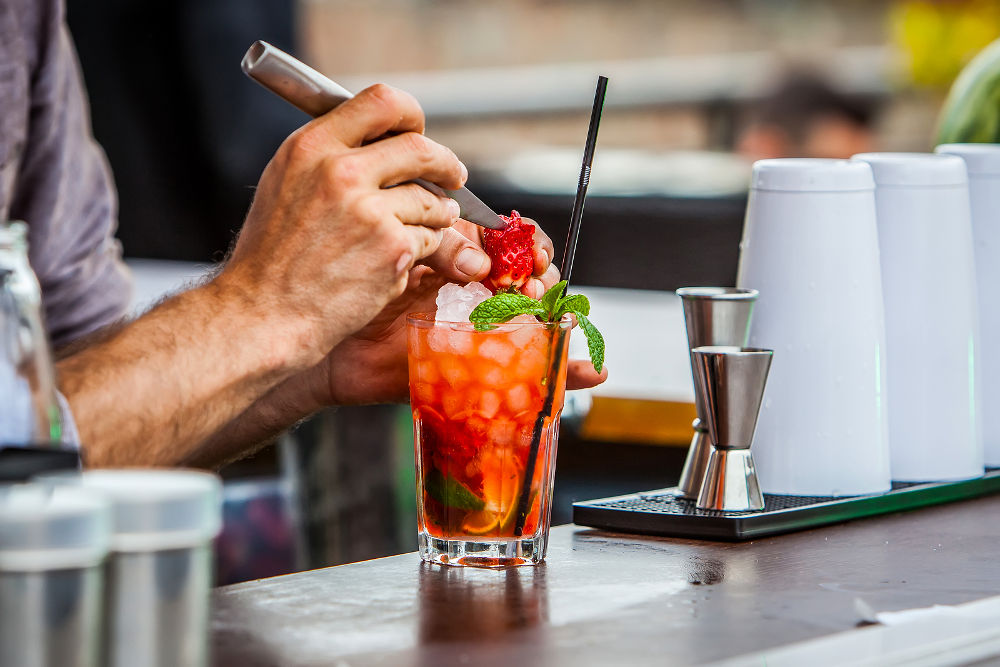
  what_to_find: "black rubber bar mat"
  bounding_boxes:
[572,468,1000,541]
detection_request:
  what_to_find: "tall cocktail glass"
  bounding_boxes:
[406,313,573,567]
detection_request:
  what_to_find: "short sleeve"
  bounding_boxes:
[7,1,132,349]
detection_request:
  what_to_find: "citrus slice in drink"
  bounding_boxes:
[461,448,522,536]
[461,508,505,536]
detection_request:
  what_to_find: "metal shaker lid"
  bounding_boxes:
[935,143,1000,176]
[37,469,222,552]
[852,152,968,186]
[750,158,874,192]
[0,483,111,571]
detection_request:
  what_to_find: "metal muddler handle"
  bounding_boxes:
[241,41,505,230]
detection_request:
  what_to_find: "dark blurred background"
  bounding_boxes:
[65,0,998,583]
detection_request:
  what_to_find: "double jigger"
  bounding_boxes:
[691,345,773,511]
[676,288,772,512]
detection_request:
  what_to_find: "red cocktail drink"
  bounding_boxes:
[407,313,572,567]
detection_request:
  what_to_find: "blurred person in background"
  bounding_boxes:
[1,0,607,468]
[736,72,879,161]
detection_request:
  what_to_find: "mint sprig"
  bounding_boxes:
[469,280,605,371]
[468,293,547,331]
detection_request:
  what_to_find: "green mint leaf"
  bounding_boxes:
[556,293,590,318]
[424,469,485,511]
[469,292,545,328]
[540,280,567,319]
[574,312,605,372]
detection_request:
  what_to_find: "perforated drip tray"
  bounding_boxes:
[572,468,1000,541]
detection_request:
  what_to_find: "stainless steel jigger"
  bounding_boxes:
[691,346,773,512]
[675,288,758,499]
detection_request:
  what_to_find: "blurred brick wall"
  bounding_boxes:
[301,0,889,74]
[299,0,937,159]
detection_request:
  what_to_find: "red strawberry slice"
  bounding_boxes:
[482,210,534,293]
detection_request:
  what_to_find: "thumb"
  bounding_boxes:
[419,226,491,283]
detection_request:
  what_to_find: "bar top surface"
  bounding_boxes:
[212,495,1000,666]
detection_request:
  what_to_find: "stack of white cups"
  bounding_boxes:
[852,152,982,482]
[737,159,891,496]
[936,144,1000,469]
[737,153,988,497]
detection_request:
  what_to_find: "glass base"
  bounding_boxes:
[419,533,546,568]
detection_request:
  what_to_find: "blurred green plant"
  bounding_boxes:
[937,36,1000,143]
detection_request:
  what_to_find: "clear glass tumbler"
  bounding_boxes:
[407,313,572,567]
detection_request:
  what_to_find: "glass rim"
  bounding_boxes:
[406,312,574,330]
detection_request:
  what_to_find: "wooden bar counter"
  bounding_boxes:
[212,495,1000,666]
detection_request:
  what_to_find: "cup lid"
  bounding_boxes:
[852,152,968,186]
[36,469,222,552]
[935,143,1000,176]
[0,483,111,571]
[675,287,758,301]
[750,158,874,192]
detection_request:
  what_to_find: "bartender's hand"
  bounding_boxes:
[65,83,475,468]
[188,95,604,465]
[308,218,608,406]
[216,83,467,370]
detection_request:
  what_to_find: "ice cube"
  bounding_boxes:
[413,382,437,405]
[446,331,474,355]
[506,383,535,413]
[486,419,517,447]
[439,358,471,387]
[508,318,542,348]
[514,346,548,379]
[478,338,516,366]
[478,390,502,419]
[441,389,468,420]
[435,281,493,322]
[415,361,440,385]
[427,327,452,353]
[482,366,506,387]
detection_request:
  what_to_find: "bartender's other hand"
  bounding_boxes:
[217,83,466,369]
[420,216,557,298]
[311,218,605,406]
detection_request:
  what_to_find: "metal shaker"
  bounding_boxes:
[0,483,111,667]
[37,470,222,667]
[674,288,758,499]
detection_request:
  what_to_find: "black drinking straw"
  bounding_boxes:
[560,75,608,284]
[513,76,608,538]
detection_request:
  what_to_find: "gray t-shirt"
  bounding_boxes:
[0,0,132,349]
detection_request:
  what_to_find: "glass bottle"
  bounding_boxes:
[0,221,62,446]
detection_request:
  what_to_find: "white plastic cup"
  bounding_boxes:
[853,152,983,481]
[936,143,1000,467]
[737,158,891,496]
[0,484,111,667]
[35,470,222,667]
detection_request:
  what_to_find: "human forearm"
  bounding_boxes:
[59,275,317,468]
[57,85,470,468]
[185,361,331,468]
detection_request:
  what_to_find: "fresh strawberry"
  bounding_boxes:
[482,210,534,293]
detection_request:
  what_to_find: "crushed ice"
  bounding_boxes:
[435,281,493,322]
